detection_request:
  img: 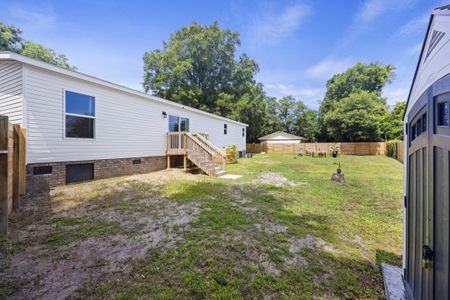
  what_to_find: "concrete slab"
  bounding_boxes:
[219,174,242,180]
[382,263,409,300]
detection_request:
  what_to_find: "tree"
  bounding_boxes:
[277,96,306,133]
[21,42,76,70]
[0,21,76,70]
[294,109,318,142]
[0,22,22,52]
[263,96,282,135]
[381,101,405,140]
[143,22,258,116]
[323,91,387,142]
[318,62,395,140]
[228,83,269,143]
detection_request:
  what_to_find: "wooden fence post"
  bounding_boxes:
[0,116,9,234]
[19,128,26,195]
[13,124,20,209]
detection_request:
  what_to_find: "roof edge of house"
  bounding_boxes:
[0,51,248,127]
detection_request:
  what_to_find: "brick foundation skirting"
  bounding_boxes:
[26,156,166,194]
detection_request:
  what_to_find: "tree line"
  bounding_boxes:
[143,22,404,142]
[1,21,404,142]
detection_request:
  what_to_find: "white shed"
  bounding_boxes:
[258,131,306,144]
[0,52,248,191]
[403,5,450,299]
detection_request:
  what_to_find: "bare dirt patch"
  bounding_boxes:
[251,172,305,187]
[0,170,201,299]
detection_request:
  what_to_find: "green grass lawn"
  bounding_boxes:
[0,154,403,299]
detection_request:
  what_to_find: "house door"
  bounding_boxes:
[406,76,450,299]
[168,115,190,148]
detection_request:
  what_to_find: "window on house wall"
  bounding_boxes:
[417,118,422,136]
[422,113,427,133]
[169,115,179,132]
[180,117,189,132]
[242,128,245,137]
[411,123,416,141]
[65,91,95,138]
[224,124,227,135]
[438,101,449,126]
[169,115,189,132]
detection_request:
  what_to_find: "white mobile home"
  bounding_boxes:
[403,5,450,299]
[0,52,247,192]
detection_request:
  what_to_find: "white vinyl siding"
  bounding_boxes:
[406,15,450,116]
[0,62,23,124]
[24,65,246,164]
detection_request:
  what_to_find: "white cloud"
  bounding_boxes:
[356,0,416,23]
[10,7,57,33]
[306,57,354,79]
[383,87,409,104]
[406,43,422,57]
[395,14,428,37]
[266,83,325,107]
[249,3,311,46]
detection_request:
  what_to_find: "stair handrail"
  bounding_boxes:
[194,134,226,158]
[185,133,216,157]
[185,133,216,176]
[194,133,226,173]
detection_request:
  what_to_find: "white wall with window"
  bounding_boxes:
[23,64,247,164]
[65,91,95,138]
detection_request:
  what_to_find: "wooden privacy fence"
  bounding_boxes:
[389,141,404,162]
[0,115,26,234]
[246,142,386,156]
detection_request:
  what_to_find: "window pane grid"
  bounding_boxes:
[65,90,95,138]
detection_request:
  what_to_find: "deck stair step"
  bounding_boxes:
[184,133,227,177]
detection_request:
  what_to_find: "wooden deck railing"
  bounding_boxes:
[167,132,187,155]
[167,132,225,176]
[194,134,226,171]
[185,133,217,176]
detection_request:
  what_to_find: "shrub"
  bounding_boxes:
[386,140,398,157]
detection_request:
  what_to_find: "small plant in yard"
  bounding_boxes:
[226,144,239,163]
[331,144,339,158]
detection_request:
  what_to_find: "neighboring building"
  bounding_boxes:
[258,131,306,144]
[0,52,247,192]
[403,5,450,299]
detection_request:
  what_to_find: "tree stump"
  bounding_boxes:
[331,172,345,183]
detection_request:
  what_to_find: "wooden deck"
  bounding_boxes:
[166,132,226,176]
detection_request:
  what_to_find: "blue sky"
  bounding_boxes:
[0,0,445,109]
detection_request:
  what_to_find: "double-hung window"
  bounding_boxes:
[65,91,95,138]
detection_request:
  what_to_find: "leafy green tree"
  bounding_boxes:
[143,22,258,116]
[263,96,282,135]
[323,91,387,142]
[21,42,76,70]
[381,101,405,140]
[277,95,306,133]
[0,22,22,52]
[318,63,395,140]
[294,109,318,142]
[0,21,76,70]
[229,84,269,143]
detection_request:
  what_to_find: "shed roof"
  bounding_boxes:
[0,51,248,127]
[404,5,450,119]
[258,131,306,141]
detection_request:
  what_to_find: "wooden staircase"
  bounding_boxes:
[167,132,226,177]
